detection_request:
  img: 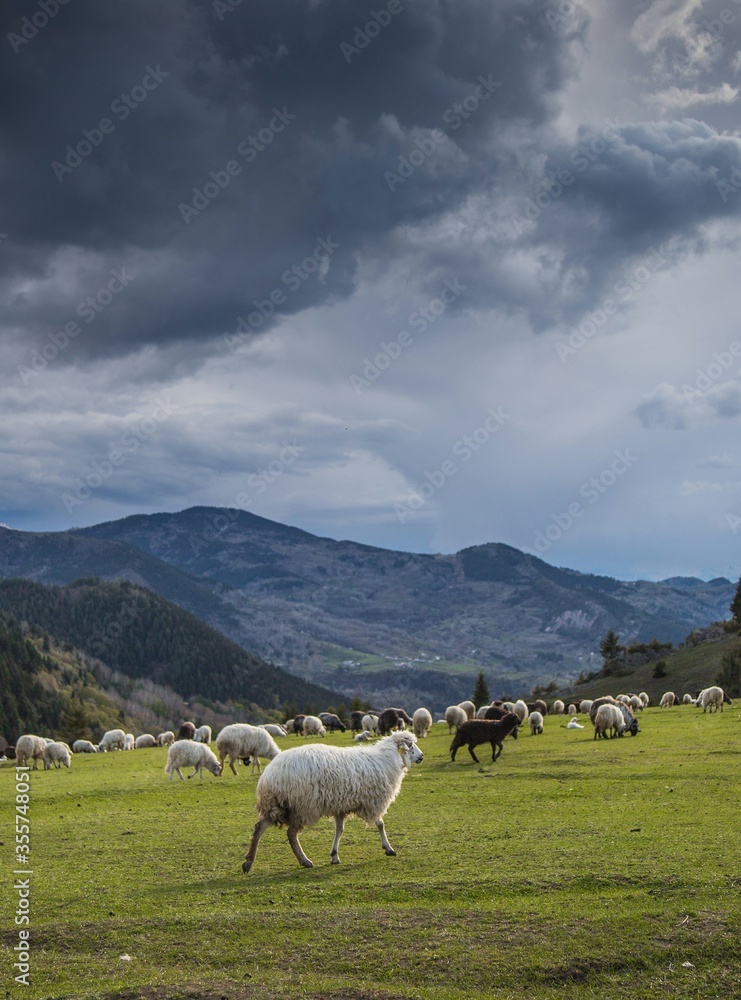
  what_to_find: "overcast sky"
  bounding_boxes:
[2,0,741,582]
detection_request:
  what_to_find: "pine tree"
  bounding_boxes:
[599,630,621,661]
[730,576,741,625]
[472,670,490,707]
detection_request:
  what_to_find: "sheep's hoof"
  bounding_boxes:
[242,859,253,874]
[300,859,314,868]
[385,848,396,856]
[331,855,340,865]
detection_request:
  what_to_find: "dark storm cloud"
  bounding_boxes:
[1,0,583,366]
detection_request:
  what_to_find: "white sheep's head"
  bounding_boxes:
[391,732,424,767]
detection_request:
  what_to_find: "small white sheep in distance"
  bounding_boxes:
[99,728,126,752]
[72,739,98,753]
[682,693,694,705]
[567,704,578,715]
[445,705,467,733]
[157,731,175,746]
[135,734,156,748]
[552,700,565,715]
[123,733,135,750]
[44,742,71,769]
[216,723,282,776]
[529,711,544,735]
[412,707,433,738]
[194,725,212,743]
[659,691,677,708]
[699,685,732,713]
[302,715,326,738]
[164,740,222,781]
[260,724,287,738]
[458,700,476,720]
[630,695,643,712]
[593,704,625,740]
[579,699,593,715]
[513,700,529,724]
[242,730,424,873]
[362,714,378,734]
[354,731,371,741]
[16,735,48,769]
[639,692,650,707]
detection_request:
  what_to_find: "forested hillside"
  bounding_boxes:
[0,577,340,714]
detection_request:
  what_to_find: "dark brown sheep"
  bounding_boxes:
[450,713,521,764]
[177,721,196,740]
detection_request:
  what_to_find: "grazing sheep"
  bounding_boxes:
[318,713,346,733]
[458,700,476,720]
[567,704,578,715]
[72,739,98,754]
[99,728,126,752]
[617,702,640,736]
[123,733,135,750]
[377,708,404,736]
[156,731,175,747]
[529,711,544,735]
[639,692,650,707]
[502,701,516,713]
[303,715,327,738]
[349,711,365,733]
[588,696,620,724]
[450,713,521,764]
[579,699,593,715]
[593,704,625,740]
[699,686,732,713]
[164,740,222,781]
[177,721,196,740]
[361,714,378,734]
[412,707,433,739]
[552,699,565,715]
[513,700,529,724]
[630,695,643,712]
[392,708,414,728]
[259,724,288,738]
[682,693,694,705]
[216,723,282,776]
[445,705,468,733]
[135,734,156,749]
[194,725,212,744]
[293,715,306,736]
[528,699,548,716]
[616,694,631,705]
[242,730,424,872]
[16,735,48,769]
[44,742,71,769]
[284,720,296,734]
[659,691,677,708]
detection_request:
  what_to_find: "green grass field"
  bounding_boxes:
[2,706,740,1000]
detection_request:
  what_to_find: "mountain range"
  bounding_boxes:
[0,508,734,707]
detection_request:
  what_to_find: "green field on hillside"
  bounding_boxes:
[1,706,740,1000]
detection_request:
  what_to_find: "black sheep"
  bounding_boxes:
[450,713,521,763]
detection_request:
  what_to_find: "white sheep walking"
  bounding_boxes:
[529,711,544,735]
[164,740,222,780]
[242,730,424,873]
[698,686,732,713]
[194,725,212,743]
[216,724,281,775]
[445,705,467,733]
[412,707,433,738]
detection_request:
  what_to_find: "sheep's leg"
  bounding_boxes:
[287,823,314,868]
[242,817,271,874]
[467,744,480,764]
[176,767,185,780]
[376,818,396,856]
[492,742,502,762]
[251,756,262,775]
[330,814,346,864]
[229,753,239,776]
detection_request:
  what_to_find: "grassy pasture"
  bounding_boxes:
[1,706,740,1000]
